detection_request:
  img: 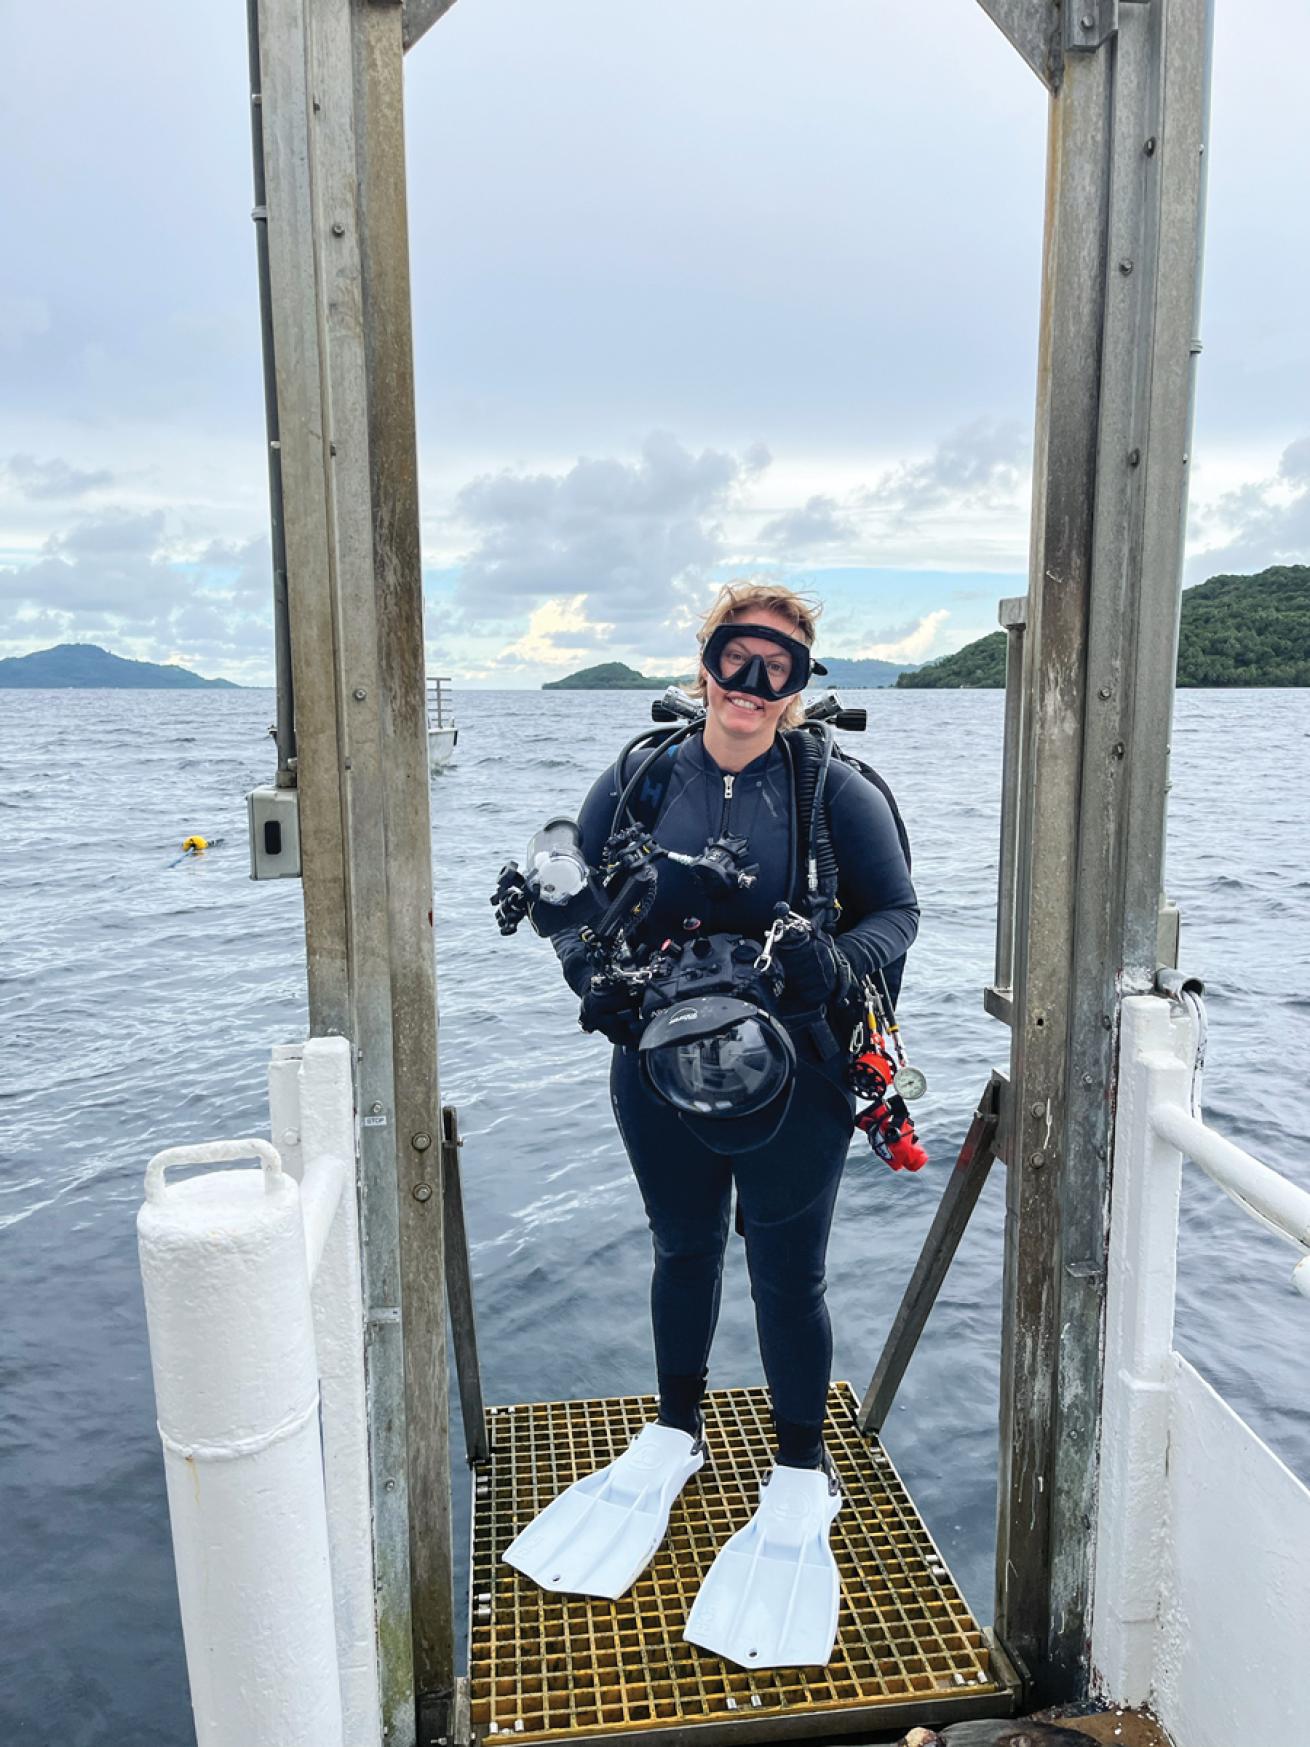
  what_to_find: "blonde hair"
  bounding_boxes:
[692,581,822,730]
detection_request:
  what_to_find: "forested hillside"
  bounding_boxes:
[896,565,1310,689]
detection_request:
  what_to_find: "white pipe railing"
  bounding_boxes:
[1094,993,1310,1747]
[1151,1102,1310,1297]
[138,1036,380,1747]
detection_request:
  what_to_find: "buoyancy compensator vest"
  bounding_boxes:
[621,721,913,1008]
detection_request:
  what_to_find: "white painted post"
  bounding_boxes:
[286,1037,382,1747]
[1091,995,1191,1702]
[268,1042,305,1180]
[137,1141,343,1747]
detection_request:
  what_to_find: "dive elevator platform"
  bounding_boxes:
[243,0,1214,1734]
[468,1383,1020,1746]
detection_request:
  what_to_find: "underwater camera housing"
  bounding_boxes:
[635,932,796,1152]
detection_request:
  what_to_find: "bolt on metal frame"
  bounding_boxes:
[247,0,1211,1734]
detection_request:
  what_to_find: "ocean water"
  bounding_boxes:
[1,685,1307,1745]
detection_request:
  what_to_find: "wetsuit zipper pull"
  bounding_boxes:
[721,773,734,833]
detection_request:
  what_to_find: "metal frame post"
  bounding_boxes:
[253,0,454,1738]
[351,1,456,1709]
[246,0,297,785]
[986,0,1211,1700]
[402,0,460,50]
[985,595,1028,1029]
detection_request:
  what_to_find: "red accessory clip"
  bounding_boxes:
[855,1095,929,1172]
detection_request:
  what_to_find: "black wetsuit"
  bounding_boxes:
[554,731,919,1468]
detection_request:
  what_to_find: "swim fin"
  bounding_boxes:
[683,1461,842,1669]
[502,1422,705,1599]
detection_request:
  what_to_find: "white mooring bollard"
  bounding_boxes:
[137,1139,344,1747]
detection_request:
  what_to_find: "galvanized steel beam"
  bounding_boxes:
[253,0,456,1736]
[245,0,297,787]
[257,0,352,1038]
[993,596,1028,1000]
[995,0,1211,1699]
[403,0,460,51]
[442,1105,489,1467]
[858,1074,1004,1435]
[313,0,431,1737]
[973,0,1060,90]
[257,1,422,1736]
[349,0,456,1717]
[1065,0,1120,56]
[997,40,1116,1684]
[1050,0,1210,1682]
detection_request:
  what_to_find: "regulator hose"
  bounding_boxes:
[610,717,705,835]
[790,724,838,908]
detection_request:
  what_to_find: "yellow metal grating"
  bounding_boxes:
[468,1382,1015,1745]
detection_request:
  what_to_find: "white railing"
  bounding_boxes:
[1093,994,1310,1747]
[1151,1101,1310,1296]
[137,1036,380,1747]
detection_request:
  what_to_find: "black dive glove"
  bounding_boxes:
[553,930,595,998]
[776,927,854,1014]
[579,980,644,1048]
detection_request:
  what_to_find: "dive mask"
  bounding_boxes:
[701,622,827,702]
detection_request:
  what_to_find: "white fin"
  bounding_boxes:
[683,1463,842,1669]
[502,1423,704,1600]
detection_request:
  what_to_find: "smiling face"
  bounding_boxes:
[700,605,804,764]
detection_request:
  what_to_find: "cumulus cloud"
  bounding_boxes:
[1185,435,1310,583]
[0,510,275,681]
[492,596,618,672]
[854,609,953,663]
[446,431,771,638]
[867,418,1028,524]
[758,493,858,554]
[2,454,114,501]
[747,420,1032,572]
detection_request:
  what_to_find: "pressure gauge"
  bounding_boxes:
[894,1065,928,1102]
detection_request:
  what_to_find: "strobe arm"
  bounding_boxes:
[490,862,530,936]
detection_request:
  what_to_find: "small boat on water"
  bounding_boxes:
[426,675,458,773]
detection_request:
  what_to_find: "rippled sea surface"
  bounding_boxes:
[1,686,1307,1744]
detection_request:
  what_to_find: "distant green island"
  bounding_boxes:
[0,643,239,689]
[543,655,912,690]
[543,662,690,690]
[895,631,1008,690]
[896,565,1310,689]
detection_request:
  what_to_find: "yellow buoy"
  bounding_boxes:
[181,836,209,854]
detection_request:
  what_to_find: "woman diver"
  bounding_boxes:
[502,582,920,1668]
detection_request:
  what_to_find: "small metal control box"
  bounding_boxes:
[246,786,302,880]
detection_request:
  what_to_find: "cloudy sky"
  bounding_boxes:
[1,0,1306,685]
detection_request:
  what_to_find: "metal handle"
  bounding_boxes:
[145,1138,284,1202]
